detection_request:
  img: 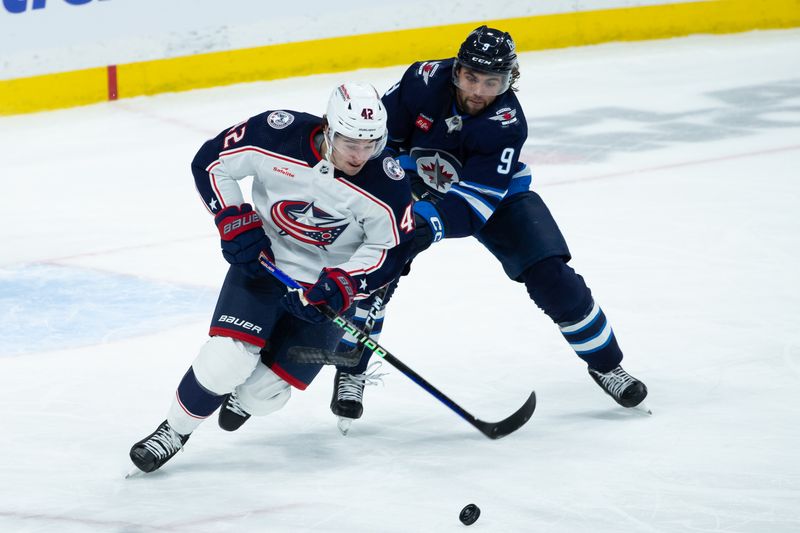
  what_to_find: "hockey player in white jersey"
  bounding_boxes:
[129,82,413,474]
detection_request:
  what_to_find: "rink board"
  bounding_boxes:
[1,0,799,115]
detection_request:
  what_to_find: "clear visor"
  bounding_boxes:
[452,62,511,97]
[328,130,387,162]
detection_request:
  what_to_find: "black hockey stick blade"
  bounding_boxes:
[287,345,362,366]
[259,254,536,440]
[471,391,537,439]
[287,284,387,366]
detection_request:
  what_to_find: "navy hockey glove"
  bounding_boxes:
[215,204,273,278]
[413,200,445,245]
[281,268,357,324]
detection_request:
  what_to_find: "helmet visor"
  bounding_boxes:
[329,131,387,162]
[452,61,511,96]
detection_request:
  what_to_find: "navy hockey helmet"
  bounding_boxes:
[453,25,518,95]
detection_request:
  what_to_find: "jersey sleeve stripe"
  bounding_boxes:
[335,178,400,245]
[220,145,310,167]
[450,184,496,222]
[363,248,387,274]
[458,180,506,199]
[196,160,226,214]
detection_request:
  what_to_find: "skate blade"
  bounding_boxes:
[337,417,353,436]
[124,466,144,479]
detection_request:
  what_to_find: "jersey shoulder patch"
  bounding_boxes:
[415,61,443,85]
[266,110,295,129]
[488,106,519,127]
[382,156,405,180]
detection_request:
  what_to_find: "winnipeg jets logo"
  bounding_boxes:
[489,107,518,126]
[267,111,294,129]
[271,201,349,248]
[414,150,462,193]
[417,61,441,85]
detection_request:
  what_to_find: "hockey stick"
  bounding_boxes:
[287,285,387,367]
[260,253,536,439]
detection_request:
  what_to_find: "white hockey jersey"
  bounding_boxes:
[192,110,413,297]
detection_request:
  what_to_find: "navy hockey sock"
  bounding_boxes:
[558,301,623,372]
[175,367,226,418]
[522,257,622,371]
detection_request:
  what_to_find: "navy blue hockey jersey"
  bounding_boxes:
[382,58,531,238]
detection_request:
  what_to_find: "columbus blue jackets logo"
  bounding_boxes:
[382,157,405,180]
[271,201,349,247]
[411,148,462,193]
[267,111,294,129]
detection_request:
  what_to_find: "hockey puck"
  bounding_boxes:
[459,503,480,525]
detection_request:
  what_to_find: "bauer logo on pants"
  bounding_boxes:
[217,315,262,334]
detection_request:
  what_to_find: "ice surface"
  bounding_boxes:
[1,30,799,532]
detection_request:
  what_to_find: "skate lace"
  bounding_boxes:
[338,361,387,402]
[226,392,249,418]
[141,424,184,460]
[594,367,635,399]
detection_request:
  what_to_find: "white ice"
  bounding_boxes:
[1,30,799,532]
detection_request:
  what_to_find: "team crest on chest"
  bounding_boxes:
[271,201,348,248]
[382,157,405,180]
[267,111,294,129]
[412,148,462,193]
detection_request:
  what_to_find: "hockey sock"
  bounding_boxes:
[558,300,623,372]
[522,257,622,371]
[167,367,226,435]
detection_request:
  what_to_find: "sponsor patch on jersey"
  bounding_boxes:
[489,107,518,126]
[382,157,406,181]
[272,166,295,177]
[415,113,433,132]
[267,110,294,129]
[416,61,441,85]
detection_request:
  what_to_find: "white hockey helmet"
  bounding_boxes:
[324,82,388,162]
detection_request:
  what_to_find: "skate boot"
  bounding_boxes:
[218,391,251,432]
[330,361,386,435]
[129,420,190,473]
[588,365,648,409]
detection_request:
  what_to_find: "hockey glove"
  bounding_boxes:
[215,204,273,278]
[413,200,445,245]
[281,268,357,324]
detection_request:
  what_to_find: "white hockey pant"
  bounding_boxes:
[167,336,288,434]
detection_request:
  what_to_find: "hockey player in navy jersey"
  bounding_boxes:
[128,82,414,473]
[329,26,649,432]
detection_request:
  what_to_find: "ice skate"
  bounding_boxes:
[129,420,190,473]
[218,391,251,432]
[331,361,386,435]
[588,365,650,412]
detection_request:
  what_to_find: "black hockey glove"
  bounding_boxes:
[281,268,357,324]
[215,204,273,278]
